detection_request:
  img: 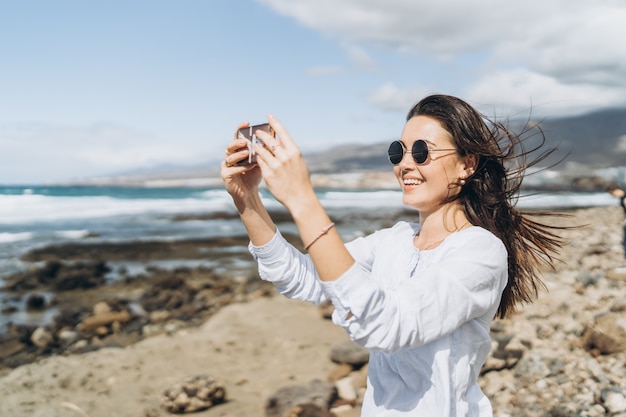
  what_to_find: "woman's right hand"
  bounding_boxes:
[221,122,263,202]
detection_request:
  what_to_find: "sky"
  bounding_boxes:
[1,0,625,184]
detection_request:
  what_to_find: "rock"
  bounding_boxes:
[93,301,111,316]
[161,374,226,413]
[127,302,147,317]
[69,339,88,352]
[3,260,112,291]
[164,320,185,335]
[582,312,626,355]
[94,326,109,337]
[149,310,170,323]
[79,311,131,333]
[329,341,369,367]
[265,379,337,417]
[142,324,163,337]
[512,349,551,384]
[601,388,626,414]
[329,404,356,416]
[111,320,122,334]
[57,329,79,346]
[576,269,602,287]
[327,363,353,382]
[611,298,626,312]
[25,293,47,310]
[606,267,626,282]
[30,327,54,349]
[482,335,528,373]
[335,376,357,401]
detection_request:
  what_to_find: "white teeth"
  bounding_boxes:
[403,178,423,185]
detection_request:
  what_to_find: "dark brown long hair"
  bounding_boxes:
[408,94,565,318]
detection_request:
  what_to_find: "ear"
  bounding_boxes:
[461,154,478,177]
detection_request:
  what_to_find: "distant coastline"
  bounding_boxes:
[51,167,626,193]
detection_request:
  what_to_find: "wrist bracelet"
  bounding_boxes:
[304,222,335,251]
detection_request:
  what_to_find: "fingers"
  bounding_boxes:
[225,121,253,167]
[233,121,250,140]
[252,138,276,168]
[266,114,295,150]
[224,142,249,167]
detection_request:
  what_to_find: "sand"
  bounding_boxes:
[0,295,351,417]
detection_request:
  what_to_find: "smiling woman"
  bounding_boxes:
[222,94,569,416]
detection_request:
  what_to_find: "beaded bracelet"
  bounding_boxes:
[304,222,335,251]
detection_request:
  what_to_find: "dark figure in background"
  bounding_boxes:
[608,185,626,260]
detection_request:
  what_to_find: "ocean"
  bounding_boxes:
[0,184,619,331]
[0,184,619,273]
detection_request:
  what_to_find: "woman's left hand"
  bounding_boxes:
[253,115,316,212]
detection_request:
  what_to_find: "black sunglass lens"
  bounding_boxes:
[387,141,404,164]
[412,140,428,164]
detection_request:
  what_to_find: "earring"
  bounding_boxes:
[459,174,467,186]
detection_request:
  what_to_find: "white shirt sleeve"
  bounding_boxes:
[248,229,327,305]
[321,225,508,353]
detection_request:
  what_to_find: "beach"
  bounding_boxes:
[1,197,626,416]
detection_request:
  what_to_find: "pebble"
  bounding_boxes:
[30,327,53,349]
[161,374,226,413]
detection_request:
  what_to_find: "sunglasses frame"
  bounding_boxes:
[387,139,457,165]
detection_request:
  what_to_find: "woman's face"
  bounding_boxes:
[394,115,468,215]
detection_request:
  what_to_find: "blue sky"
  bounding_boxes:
[1,0,625,184]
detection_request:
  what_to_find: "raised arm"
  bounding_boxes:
[221,122,276,247]
[253,115,355,281]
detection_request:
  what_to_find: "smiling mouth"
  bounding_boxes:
[403,178,423,186]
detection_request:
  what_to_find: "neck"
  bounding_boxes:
[415,207,470,250]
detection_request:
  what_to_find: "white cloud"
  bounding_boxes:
[259,0,626,116]
[367,82,433,112]
[0,123,202,183]
[465,68,626,117]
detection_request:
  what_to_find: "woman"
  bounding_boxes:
[221,94,563,416]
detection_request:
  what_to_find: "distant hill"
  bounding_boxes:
[530,108,626,169]
[303,107,626,173]
[76,107,626,187]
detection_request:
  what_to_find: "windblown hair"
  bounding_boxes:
[408,94,565,319]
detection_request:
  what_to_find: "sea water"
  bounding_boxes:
[0,185,619,272]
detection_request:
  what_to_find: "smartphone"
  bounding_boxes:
[236,123,275,165]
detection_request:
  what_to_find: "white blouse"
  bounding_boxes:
[249,222,508,417]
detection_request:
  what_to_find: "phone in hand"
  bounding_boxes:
[236,123,275,165]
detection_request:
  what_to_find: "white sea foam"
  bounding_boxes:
[0,232,34,243]
[516,192,617,209]
[0,189,619,225]
[0,193,234,224]
[54,229,90,239]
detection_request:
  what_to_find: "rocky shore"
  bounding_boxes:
[1,206,625,416]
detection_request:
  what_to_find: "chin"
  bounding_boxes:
[401,196,424,210]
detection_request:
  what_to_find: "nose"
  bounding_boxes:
[398,149,415,169]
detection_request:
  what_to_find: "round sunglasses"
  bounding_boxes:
[387,139,457,165]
